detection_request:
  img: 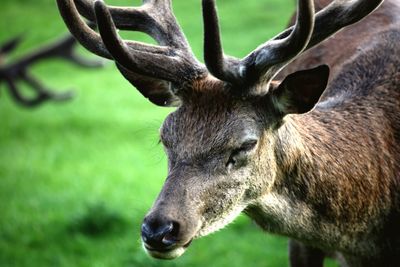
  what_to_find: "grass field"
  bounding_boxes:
[0,0,338,266]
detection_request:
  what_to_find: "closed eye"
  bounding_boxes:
[226,139,258,168]
[237,140,258,153]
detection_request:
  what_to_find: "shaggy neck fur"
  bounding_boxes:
[246,108,399,258]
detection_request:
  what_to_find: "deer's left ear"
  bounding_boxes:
[271,65,330,115]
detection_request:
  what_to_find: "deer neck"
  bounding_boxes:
[246,111,393,253]
[245,114,324,239]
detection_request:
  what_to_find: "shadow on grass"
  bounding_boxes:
[67,203,128,237]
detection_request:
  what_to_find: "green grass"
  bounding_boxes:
[0,0,338,266]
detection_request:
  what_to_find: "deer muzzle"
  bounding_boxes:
[141,171,201,259]
[141,210,198,259]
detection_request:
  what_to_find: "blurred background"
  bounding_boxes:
[0,0,338,266]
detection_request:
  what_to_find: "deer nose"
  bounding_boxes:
[141,219,179,250]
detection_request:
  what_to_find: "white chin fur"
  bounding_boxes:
[142,206,245,259]
[196,205,245,238]
[144,245,186,260]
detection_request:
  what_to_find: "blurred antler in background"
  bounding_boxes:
[0,31,104,108]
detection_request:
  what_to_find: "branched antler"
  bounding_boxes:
[56,0,207,106]
[56,0,384,103]
[0,32,103,107]
[203,0,384,93]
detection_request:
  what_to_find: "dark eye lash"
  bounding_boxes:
[226,140,258,168]
[231,140,258,158]
[238,140,258,152]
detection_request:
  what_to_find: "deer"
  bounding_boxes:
[0,31,103,107]
[55,0,400,266]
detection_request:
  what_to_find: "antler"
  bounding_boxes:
[56,0,207,96]
[0,35,24,57]
[203,0,384,93]
[0,34,102,107]
[57,0,384,102]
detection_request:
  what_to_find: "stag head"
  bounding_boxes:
[56,0,384,260]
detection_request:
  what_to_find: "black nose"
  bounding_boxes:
[141,218,179,250]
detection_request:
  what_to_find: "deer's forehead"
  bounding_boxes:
[161,100,261,149]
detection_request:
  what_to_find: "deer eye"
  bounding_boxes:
[226,140,258,169]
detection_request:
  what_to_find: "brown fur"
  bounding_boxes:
[264,1,400,265]
[143,0,400,265]
[150,1,400,265]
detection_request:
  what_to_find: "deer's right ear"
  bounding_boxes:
[117,65,181,107]
[271,65,330,115]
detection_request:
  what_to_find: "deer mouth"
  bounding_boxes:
[144,239,193,260]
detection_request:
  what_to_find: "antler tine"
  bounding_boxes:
[73,0,193,50]
[56,0,112,58]
[0,32,103,107]
[243,0,384,87]
[0,35,24,56]
[202,0,242,85]
[93,0,203,84]
[202,0,384,94]
[48,35,104,68]
[137,0,194,50]
[94,1,168,80]
[57,0,205,86]
[243,0,314,82]
[271,0,385,52]
[74,0,171,45]
[57,0,172,58]
[202,0,314,88]
[305,0,384,50]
